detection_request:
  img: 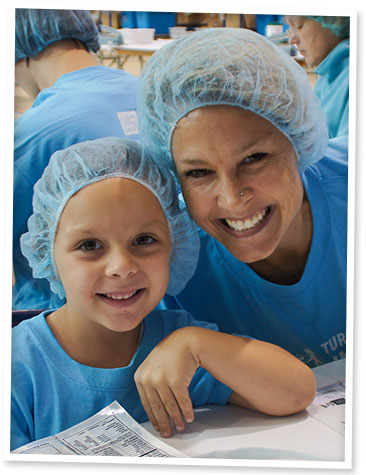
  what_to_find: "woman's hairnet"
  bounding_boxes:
[20,138,199,299]
[137,28,329,173]
[305,16,350,38]
[15,9,100,63]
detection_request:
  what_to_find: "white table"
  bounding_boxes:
[141,359,346,462]
[98,39,174,70]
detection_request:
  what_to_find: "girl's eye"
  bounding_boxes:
[79,240,102,251]
[243,152,268,164]
[185,169,212,178]
[134,235,157,246]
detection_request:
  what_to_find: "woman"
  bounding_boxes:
[137,28,347,368]
[285,15,350,138]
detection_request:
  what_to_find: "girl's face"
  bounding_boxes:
[53,178,171,335]
[171,105,304,265]
[286,16,343,67]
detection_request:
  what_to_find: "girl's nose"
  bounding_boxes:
[105,249,138,278]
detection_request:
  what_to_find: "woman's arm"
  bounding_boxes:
[134,327,316,437]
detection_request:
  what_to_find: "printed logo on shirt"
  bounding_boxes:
[117,110,139,136]
[297,333,346,367]
[320,333,346,357]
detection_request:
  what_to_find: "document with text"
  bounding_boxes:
[11,401,187,457]
[307,380,345,435]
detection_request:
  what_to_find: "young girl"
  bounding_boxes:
[11,138,316,451]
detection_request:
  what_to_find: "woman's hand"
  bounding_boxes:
[134,327,200,437]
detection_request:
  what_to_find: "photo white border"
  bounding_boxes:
[2,1,364,474]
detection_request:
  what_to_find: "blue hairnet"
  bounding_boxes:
[20,138,199,299]
[15,9,100,63]
[137,28,329,173]
[305,16,350,38]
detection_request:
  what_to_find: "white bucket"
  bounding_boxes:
[120,28,155,44]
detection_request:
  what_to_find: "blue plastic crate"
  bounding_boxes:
[255,14,282,36]
[121,11,137,28]
[136,12,176,34]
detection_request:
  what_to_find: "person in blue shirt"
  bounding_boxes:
[11,137,315,451]
[137,28,348,368]
[285,15,350,138]
[13,9,139,311]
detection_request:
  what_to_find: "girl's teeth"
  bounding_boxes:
[225,208,268,232]
[105,290,138,300]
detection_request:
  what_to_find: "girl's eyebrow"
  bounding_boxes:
[62,227,97,237]
[63,219,169,237]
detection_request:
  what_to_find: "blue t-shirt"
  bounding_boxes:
[11,308,232,451]
[13,66,139,311]
[314,39,349,139]
[163,137,348,368]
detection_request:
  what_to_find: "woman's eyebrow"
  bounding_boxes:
[178,158,208,166]
[178,142,264,166]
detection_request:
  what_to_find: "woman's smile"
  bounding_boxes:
[220,206,273,235]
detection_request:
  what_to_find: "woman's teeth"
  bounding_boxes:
[225,207,269,232]
[103,290,139,300]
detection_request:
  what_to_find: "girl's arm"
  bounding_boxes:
[134,327,316,438]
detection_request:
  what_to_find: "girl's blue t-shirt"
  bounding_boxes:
[11,308,232,451]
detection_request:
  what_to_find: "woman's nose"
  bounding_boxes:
[216,178,253,210]
[287,30,298,45]
[105,249,138,278]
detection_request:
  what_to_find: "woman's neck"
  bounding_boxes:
[249,197,313,285]
[47,307,141,369]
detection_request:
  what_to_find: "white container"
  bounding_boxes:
[265,23,284,38]
[120,28,155,44]
[169,26,188,39]
[169,27,203,39]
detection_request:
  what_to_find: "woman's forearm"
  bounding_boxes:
[186,327,316,416]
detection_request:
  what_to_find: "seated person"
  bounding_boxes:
[285,15,349,138]
[14,9,139,310]
[11,138,316,451]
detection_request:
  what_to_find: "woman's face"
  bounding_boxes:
[286,16,342,67]
[171,106,304,264]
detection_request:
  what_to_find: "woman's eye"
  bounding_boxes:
[185,169,211,178]
[243,152,267,164]
[134,235,157,246]
[79,240,102,251]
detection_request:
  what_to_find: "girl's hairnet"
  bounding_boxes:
[15,9,100,63]
[137,28,329,173]
[305,16,350,38]
[20,138,199,299]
